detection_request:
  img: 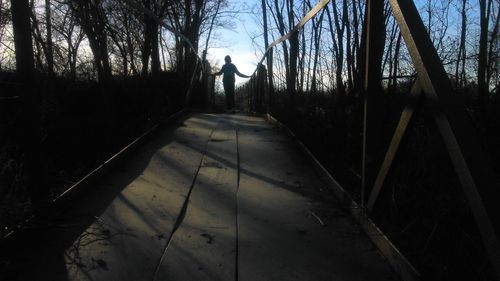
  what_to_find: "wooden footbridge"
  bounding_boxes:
[1,0,499,280]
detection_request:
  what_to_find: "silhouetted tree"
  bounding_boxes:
[45,0,54,77]
[478,0,491,104]
[70,0,112,82]
[10,0,48,212]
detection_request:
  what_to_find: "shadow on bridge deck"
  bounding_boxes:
[0,113,399,281]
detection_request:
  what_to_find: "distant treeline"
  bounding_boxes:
[255,0,499,101]
[0,0,237,80]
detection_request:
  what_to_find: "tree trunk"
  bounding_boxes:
[288,0,299,98]
[301,12,308,92]
[29,3,47,71]
[486,1,499,92]
[151,21,161,76]
[141,1,152,76]
[73,1,111,82]
[391,31,402,93]
[477,0,490,104]
[311,9,325,94]
[271,0,290,91]
[179,0,202,80]
[124,18,138,75]
[141,37,151,75]
[11,0,49,213]
[384,19,396,88]
[325,4,342,97]
[203,0,221,55]
[344,0,353,96]
[262,0,274,107]
[45,0,54,77]
[159,29,168,71]
[352,0,363,93]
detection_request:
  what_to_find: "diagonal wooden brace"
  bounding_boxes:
[367,79,423,212]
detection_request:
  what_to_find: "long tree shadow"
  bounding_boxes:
[179,114,339,203]
[0,113,352,281]
[0,113,215,281]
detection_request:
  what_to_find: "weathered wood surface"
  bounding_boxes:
[154,123,238,281]
[0,113,398,281]
[235,115,397,281]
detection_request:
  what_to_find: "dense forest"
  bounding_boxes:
[1,0,499,280]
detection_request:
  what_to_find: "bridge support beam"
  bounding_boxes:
[361,0,385,208]
[387,0,500,277]
[367,79,423,212]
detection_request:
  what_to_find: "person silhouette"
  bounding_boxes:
[212,55,251,112]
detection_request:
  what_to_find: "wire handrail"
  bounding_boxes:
[250,0,330,77]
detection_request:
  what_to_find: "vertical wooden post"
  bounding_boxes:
[361,0,385,207]
[45,0,54,78]
[256,64,267,113]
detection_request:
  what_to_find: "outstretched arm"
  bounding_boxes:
[235,67,251,79]
[212,65,224,76]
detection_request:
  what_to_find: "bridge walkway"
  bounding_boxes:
[2,113,398,281]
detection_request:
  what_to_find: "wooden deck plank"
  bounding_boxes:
[63,114,217,281]
[154,117,238,281]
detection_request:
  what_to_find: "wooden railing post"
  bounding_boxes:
[361,0,385,208]
[205,73,216,110]
[256,63,267,113]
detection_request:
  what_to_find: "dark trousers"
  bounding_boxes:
[223,80,235,109]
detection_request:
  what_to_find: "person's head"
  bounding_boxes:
[224,55,232,64]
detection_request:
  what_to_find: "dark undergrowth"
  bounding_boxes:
[261,86,499,281]
[0,71,188,237]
